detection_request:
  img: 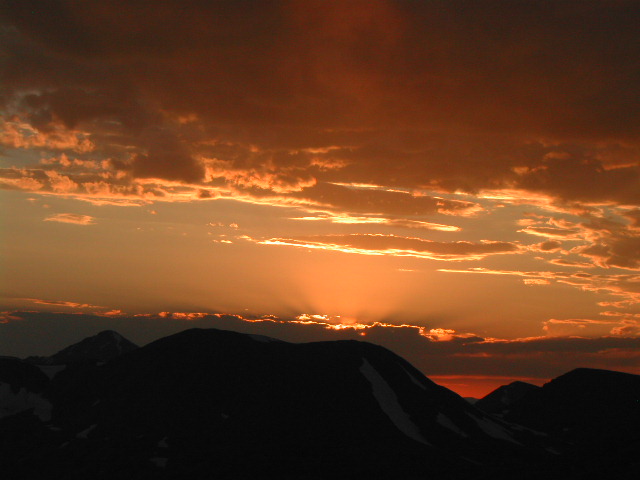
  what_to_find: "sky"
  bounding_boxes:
[1,0,639,397]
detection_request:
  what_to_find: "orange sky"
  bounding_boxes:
[1,1,639,398]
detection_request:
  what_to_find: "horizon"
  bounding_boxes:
[3,310,637,398]
[1,1,639,400]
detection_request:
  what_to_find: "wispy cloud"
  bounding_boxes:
[44,213,95,225]
[249,234,522,261]
[24,298,104,309]
[290,214,461,231]
[439,267,640,306]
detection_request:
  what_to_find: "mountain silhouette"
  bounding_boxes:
[476,380,541,415]
[26,330,138,365]
[1,329,638,478]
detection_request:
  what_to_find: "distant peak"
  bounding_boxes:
[560,367,639,379]
[46,330,138,364]
[505,380,540,390]
[96,330,123,338]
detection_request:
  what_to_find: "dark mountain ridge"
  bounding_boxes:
[1,328,638,479]
[25,330,138,365]
[505,368,640,447]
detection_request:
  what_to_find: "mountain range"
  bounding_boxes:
[1,328,638,479]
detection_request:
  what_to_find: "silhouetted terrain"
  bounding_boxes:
[1,329,638,479]
[475,380,541,415]
[25,330,138,365]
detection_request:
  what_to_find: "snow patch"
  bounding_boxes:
[469,414,521,445]
[436,413,468,437]
[150,457,168,468]
[360,358,430,446]
[37,365,66,380]
[400,365,427,390]
[76,424,97,439]
[0,382,52,421]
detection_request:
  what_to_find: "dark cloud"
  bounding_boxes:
[531,240,563,252]
[130,128,204,183]
[518,156,640,205]
[1,1,638,202]
[292,183,480,217]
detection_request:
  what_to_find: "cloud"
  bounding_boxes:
[529,240,563,252]
[518,212,640,271]
[290,214,461,231]
[547,259,595,268]
[519,225,582,240]
[44,213,95,225]
[0,119,95,153]
[439,267,640,307]
[517,156,640,206]
[292,182,483,217]
[250,234,521,261]
[1,0,638,208]
[23,298,104,309]
[610,319,640,336]
[523,279,550,286]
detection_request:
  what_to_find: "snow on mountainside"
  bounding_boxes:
[359,358,430,446]
[0,358,52,421]
[0,382,52,421]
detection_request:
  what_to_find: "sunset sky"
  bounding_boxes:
[1,0,639,397]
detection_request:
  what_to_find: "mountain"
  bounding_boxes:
[4,329,639,479]
[26,330,138,365]
[506,368,640,444]
[475,381,541,415]
[1,328,554,479]
[505,368,640,478]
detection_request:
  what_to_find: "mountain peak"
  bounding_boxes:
[475,380,540,415]
[28,330,138,365]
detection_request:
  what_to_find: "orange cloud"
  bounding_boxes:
[24,298,104,309]
[439,268,640,306]
[290,214,461,231]
[252,234,522,261]
[519,225,582,240]
[44,213,95,225]
[0,119,94,153]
